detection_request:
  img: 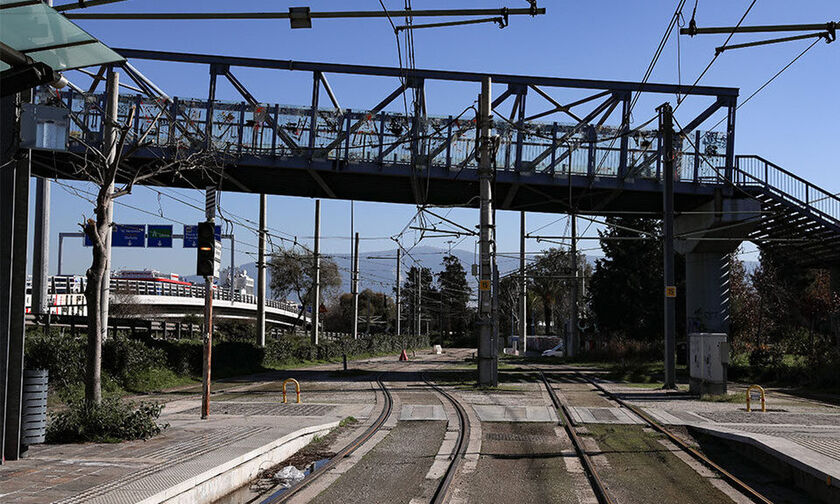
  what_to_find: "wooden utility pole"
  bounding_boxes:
[201,188,217,419]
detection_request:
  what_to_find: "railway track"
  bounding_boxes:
[261,370,469,504]
[539,371,616,504]
[259,374,393,504]
[423,373,470,504]
[577,372,775,504]
[540,369,776,504]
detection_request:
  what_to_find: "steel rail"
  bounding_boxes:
[422,373,470,504]
[539,372,616,504]
[260,374,393,504]
[578,372,775,504]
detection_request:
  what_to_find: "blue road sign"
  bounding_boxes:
[112,224,146,247]
[147,225,173,248]
[183,224,221,247]
[84,224,145,247]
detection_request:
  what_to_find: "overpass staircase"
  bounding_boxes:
[733,155,840,268]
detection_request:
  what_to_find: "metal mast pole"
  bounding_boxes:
[396,249,401,337]
[256,193,266,346]
[312,199,321,345]
[478,76,497,386]
[32,177,49,325]
[569,213,578,358]
[352,232,360,340]
[519,211,527,354]
[416,268,421,337]
[660,103,677,389]
[228,235,235,300]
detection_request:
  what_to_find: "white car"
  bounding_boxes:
[541,342,565,357]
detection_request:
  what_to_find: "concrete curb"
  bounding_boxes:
[139,421,339,504]
[690,422,840,500]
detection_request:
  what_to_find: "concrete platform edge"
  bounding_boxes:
[689,423,840,489]
[139,421,339,504]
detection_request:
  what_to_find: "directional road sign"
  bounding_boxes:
[84,224,145,247]
[147,225,173,248]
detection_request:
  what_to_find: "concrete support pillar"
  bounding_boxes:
[676,197,761,349]
[685,252,731,334]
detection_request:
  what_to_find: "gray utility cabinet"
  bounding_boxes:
[689,333,729,395]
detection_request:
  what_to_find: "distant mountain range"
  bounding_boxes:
[184,245,758,300]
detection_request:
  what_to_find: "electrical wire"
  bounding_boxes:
[707,35,821,131]
[673,0,758,113]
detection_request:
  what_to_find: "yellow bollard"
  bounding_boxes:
[282,378,301,404]
[746,384,766,412]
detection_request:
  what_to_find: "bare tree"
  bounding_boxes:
[57,72,219,405]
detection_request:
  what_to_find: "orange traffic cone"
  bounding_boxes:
[399,349,409,361]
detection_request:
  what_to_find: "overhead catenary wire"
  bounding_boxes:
[673,0,758,113]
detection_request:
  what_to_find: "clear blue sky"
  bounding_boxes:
[35,1,840,279]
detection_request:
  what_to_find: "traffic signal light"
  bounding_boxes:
[196,221,217,277]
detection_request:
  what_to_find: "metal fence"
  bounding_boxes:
[55,91,730,182]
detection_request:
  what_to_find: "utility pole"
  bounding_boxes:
[519,211,527,354]
[569,212,578,358]
[366,297,371,334]
[478,76,497,386]
[256,194,266,346]
[201,189,217,419]
[32,176,50,328]
[416,268,421,338]
[396,249,401,337]
[659,103,677,389]
[352,232,360,340]
[312,199,321,345]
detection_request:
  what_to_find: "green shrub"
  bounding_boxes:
[25,328,85,390]
[46,397,167,443]
[748,345,784,370]
[103,335,167,389]
[212,341,265,378]
[122,367,194,392]
[148,339,204,376]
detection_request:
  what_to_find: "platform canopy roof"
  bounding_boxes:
[0,0,123,72]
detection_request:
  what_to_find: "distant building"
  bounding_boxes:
[113,269,191,285]
[223,268,254,296]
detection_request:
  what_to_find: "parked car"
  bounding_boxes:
[542,341,565,357]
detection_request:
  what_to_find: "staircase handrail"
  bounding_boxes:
[734,154,840,228]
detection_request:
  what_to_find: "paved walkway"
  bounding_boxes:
[0,368,378,504]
